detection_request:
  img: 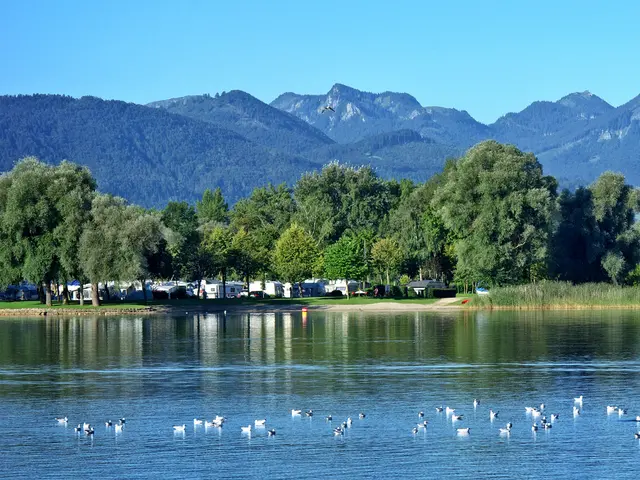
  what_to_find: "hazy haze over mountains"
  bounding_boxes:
[1,83,639,206]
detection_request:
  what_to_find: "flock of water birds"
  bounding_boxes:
[54,395,640,440]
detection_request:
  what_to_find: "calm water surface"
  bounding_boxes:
[1,310,640,478]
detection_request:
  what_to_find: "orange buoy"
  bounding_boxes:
[301,307,308,312]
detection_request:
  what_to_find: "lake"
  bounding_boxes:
[1,309,640,478]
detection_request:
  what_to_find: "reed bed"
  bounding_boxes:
[473,281,640,309]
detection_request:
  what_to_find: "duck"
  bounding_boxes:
[204,420,215,428]
[435,406,444,413]
[635,432,640,439]
[55,417,68,424]
[74,424,82,433]
[452,414,463,422]
[574,395,584,405]
[532,423,538,432]
[418,411,424,418]
[173,424,186,432]
[334,427,344,435]
[85,427,94,436]
[490,410,499,420]
[543,422,552,430]
[305,410,313,417]
[240,425,252,433]
[346,417,353,427]
[539,403,546,411]
[607,405,617,414]
[255,419,266,427]
[291,409,302,416]
[105,420,113,427]
[617,408,627,416]
[417,420,428,428]
[550,414,559,422]
[325,415,333,422]
[193,418,203,426]
[119,418,126,425]
[359,413,366,419]
[83,422,90,431]
[499,426,511,435]
[531,409,542,418]
[268,429,276,436]
[456,428,470,435]
[411,427,419,435]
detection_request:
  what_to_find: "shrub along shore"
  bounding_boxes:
[472,281,640,309]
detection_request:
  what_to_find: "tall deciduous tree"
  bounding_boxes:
[432,141,557,286]
[203,224,233,298]
[371,238,402,286]
[196,187,228,224]
[273,223,319,286]
[324,235,368,284]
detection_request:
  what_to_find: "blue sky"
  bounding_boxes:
[1,0,639,123]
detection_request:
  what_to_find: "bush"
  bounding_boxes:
[389,285,403,298]
[325,290,343,297]
[431,288,457,298]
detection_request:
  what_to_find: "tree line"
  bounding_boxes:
[1,140,638,307]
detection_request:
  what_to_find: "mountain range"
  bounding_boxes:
[1,84,639,206]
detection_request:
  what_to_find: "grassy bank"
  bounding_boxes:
[473,281,640,309]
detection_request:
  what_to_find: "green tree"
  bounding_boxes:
[294,162,392,246]
[51,161,96,304]
[432,141,557,286]
[79,195,129,306]
[273,223,319,287]
[371,237,403,285]
[230,228,267,290]
[324,235,368,284]
[196,187,228,224]
[203,224,233,298]
[602,251,625,285]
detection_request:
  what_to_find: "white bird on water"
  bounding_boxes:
[193,418,203,426]
[456,428,470,436]
[173,424,186,432]
[55,417,68,424]
[255,419,266,427]
[573,406,581,417]
[574,395,583,405]
[490,410,499,420]
[115,423,123,433]
[445,407,455,416]
[473,399,479,409]
[291,409,302,416]
[241,425,252,434]
[607,405,617,414]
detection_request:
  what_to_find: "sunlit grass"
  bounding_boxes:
[473,281,640,308]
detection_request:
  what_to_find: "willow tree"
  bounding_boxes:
[0,158,96,306]
[432,141,557,286]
